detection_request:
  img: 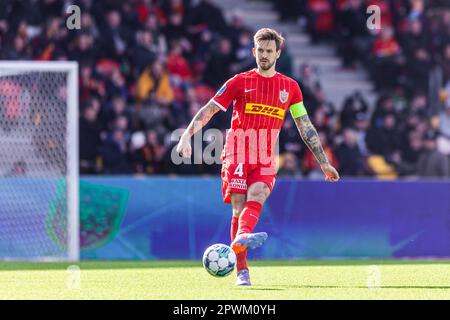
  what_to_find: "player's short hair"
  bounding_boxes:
[253,28,285,51]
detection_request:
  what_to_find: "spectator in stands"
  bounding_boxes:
[79,101,101,174]
[188,0,228,36]
[100,129,130,174]
[398,131,424,175]
[32,17,67,61]
[371,27,402,90]
[366,114,402,157]
[400,20,428,62]
[203,38,234,88]
[408,47,432,93]
[139,129,166,174]
[279,117,305,160]
[4,35,31,60]
[306,0,335,42]
[296,63,321,114]
[163,12,188,45]
[128,131,147,174]
[100,10,132,60]
[276,41,294,77]
[417,130,450,177]
[136,60,174,106]
[191,29,214,74]
[227,12,251,53]
[134,30,158,74]
[408,0,426,21]
[105,69,128,101]
[166,40,193,80]
[142,13,168,58]
[270,0,306,22]
[370,95,397,129]
[230,29,255,74]
[102,95,131,131]
[278,152,303,177]
[79,63,106,102]
[80,12,99,40]
[353,112,370,156]
[70,31,96,65]
[340,91,369,129]
[129,130,166,174]
[337,0,370,68]
[336,128,365,177]
[311,105,333,136]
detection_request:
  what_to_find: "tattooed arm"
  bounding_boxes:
[183,100,221,139]
[293,114,340,182]
[176,100,221,158]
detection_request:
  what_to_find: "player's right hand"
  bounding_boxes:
[320,163,340,182]
[176,135,192,158]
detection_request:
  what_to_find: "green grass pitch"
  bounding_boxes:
[1,260,449,299]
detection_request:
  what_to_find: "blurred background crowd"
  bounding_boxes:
[0,0,449,179]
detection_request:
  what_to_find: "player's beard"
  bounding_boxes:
[258,59,275,71]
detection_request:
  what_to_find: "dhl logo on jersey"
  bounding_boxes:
[245,103,285,120]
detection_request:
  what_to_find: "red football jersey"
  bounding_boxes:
[210,69,303,164]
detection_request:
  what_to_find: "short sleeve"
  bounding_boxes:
[209,75,239,112]
[289,81,307,119]
[290,80,303,106]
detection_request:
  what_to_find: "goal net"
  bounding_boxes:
[0,62,79,261]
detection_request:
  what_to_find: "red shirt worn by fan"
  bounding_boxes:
[210,69,303,167]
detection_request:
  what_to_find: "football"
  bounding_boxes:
[202,243,236,277]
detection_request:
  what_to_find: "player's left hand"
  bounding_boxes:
[320,163,340,182]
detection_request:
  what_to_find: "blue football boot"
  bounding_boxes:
[231,232,268,255]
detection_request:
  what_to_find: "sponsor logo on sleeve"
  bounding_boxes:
[216,84,226,96]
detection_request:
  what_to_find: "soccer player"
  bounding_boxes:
[176,28,340,286]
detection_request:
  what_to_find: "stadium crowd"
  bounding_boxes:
[274,0,450,178]
[0,0,449,178]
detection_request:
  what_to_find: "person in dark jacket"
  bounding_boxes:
[336,128,365,176]
[79,101,102,173]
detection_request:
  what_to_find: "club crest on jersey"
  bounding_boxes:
[279,89,289,103]
[216,84,226,96]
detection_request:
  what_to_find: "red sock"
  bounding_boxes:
[237,201,263,235]
[231,215,248,272]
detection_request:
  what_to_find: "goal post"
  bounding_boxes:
[0,61,79,261]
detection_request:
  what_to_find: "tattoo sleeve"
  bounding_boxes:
[293,115,329,165]
[184,100,221,138]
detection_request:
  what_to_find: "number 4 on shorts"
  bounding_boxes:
[234,163,244,177]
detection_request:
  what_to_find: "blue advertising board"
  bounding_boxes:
[79,177,450,260]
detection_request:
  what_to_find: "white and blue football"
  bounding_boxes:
[202,243,236,277]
